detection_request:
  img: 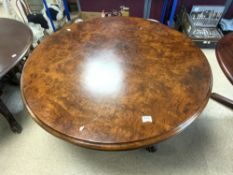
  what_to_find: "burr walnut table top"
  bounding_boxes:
[21,17,212,151]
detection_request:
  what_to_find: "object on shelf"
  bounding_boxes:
[190,6,224,27]
[40,2,66,34]
[120,5,129,16]
[101,5,129,18]
[220,18,233,33]
[2,0,44,47]
[180,5,224,48]
[101,10,122,18]
[42,0,70,33]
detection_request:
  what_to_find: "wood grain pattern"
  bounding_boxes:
[216,33,233,85]
[21,17,212,150]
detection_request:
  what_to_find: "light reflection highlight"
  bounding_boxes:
[82,50,124,96]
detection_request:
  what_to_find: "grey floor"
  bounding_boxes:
[0,48,233,175]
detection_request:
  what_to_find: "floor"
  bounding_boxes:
[0,50,233,175]
[1,6,233,175]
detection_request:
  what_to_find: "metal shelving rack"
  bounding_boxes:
[41,0,196,32]
[42,0,71,32]
[143,0,178,27]
[42,0,233,32]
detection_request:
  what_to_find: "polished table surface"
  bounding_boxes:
[211,33,233,109]
[0,18,32,133]
[0,18,32,77]
[216,33,233,85]
[21,17,212,150]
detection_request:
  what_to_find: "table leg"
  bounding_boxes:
[146,145,157,152]
[211,93,233,109]
[4,69,20,86]
[0,99,22,133]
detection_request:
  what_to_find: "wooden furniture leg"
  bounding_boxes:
[0,98,22,133]
[146,145,158,152]
[211,93,233,110]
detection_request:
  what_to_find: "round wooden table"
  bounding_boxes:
[0,18,32,77]
[21,17,212,151]
[211,33,233,109]
[216,33,233,85]
[0,18,32,133]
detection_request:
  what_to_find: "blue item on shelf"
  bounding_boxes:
[220,18,233,31]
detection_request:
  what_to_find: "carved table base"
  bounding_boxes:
[0,98,22,133]
[146,145,158,153]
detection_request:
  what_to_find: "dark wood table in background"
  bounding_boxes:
[211,33,233,109]
[0,18,32,133]
[21,17,212,151]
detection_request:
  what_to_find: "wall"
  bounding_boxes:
[70,0,233,20]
